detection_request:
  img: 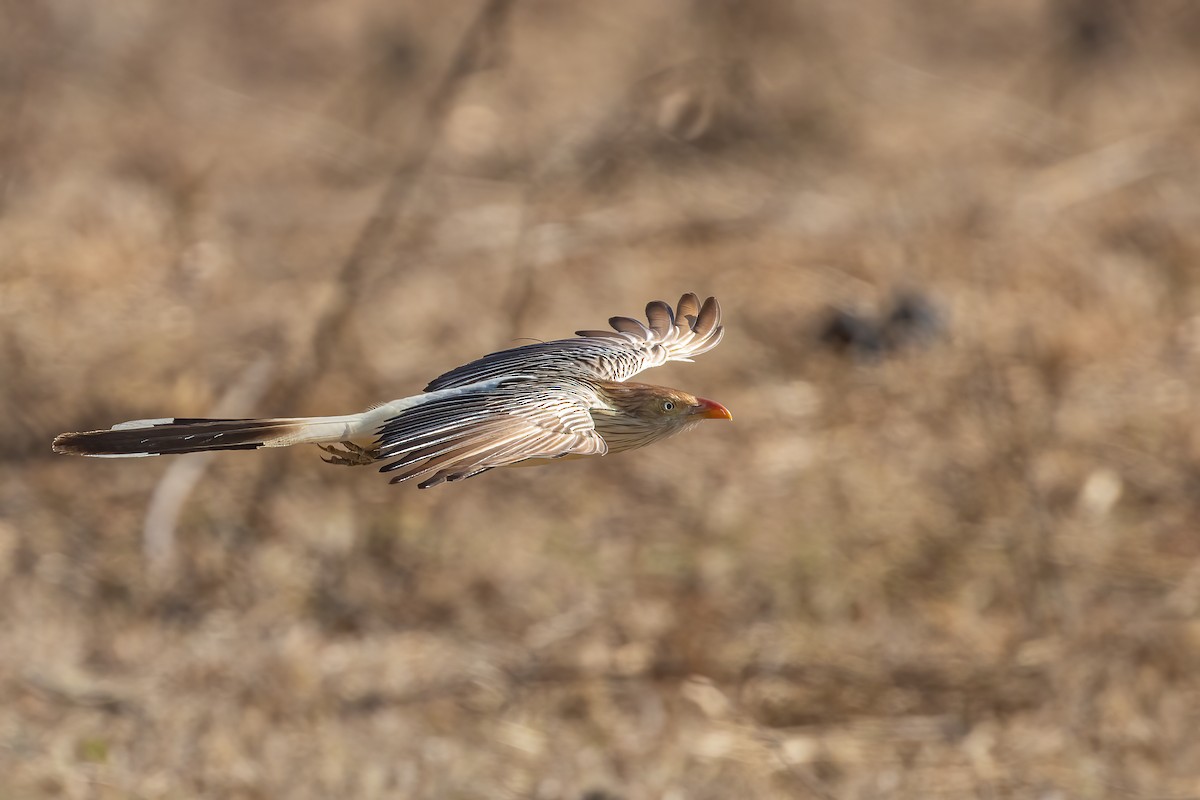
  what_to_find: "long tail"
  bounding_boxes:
[52,414,369,458]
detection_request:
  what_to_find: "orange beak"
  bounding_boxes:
[691,397,733,421]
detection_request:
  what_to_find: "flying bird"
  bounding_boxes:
[53,293,731,488]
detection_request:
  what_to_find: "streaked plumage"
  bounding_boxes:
[53,294,731,488]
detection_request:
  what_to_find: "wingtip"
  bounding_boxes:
[690,296,718,334]
[676,292,702,321]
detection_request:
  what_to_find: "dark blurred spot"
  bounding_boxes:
[308,569,367,635]
[819,307,886,357]
[1052,0,1125,61]
[377,34,420,81]
[580,790,624,800]
[817,290,944,360]
[812,757,844,783]
[342,691,387,715]
[885,290,944,347]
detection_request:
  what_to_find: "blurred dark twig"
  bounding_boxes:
[247,0,516,521]
[284,0,515,388]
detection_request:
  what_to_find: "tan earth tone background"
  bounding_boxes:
[3,1,1200,797]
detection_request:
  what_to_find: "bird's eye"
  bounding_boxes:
[662,400,675,412]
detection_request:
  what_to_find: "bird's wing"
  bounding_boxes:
[424,293,724,391]
[374,379,608,489]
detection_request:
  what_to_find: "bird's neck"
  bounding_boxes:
[590,407,692,454]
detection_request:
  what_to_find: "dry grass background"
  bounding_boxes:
[2,0,1200,797]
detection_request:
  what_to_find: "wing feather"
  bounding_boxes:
[675,292,701,321]
[645,300,675,335]
[424,294,724,390]
[373,379,607,488]
[608,316,651,337]
[693,296,721,336]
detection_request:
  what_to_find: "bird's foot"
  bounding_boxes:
[318,441,379,467]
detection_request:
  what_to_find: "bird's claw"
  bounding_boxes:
[318,441,378,467]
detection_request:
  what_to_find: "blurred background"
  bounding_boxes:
[3,1,1200,797]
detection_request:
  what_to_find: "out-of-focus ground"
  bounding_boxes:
[3,1,1200,797]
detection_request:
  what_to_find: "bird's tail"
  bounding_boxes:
[52,414,369,458]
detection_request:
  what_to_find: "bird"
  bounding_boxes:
[52,293,732,489]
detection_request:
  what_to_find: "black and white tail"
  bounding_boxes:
[52,414,369,458]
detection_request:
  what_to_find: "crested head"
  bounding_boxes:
[592,381,732,453]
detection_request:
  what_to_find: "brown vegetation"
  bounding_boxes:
[3,1,1200,797]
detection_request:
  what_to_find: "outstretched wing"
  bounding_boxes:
[374,378,608,489]
[424,293,724,391]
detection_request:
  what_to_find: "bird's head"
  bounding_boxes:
[593,382,732,452]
